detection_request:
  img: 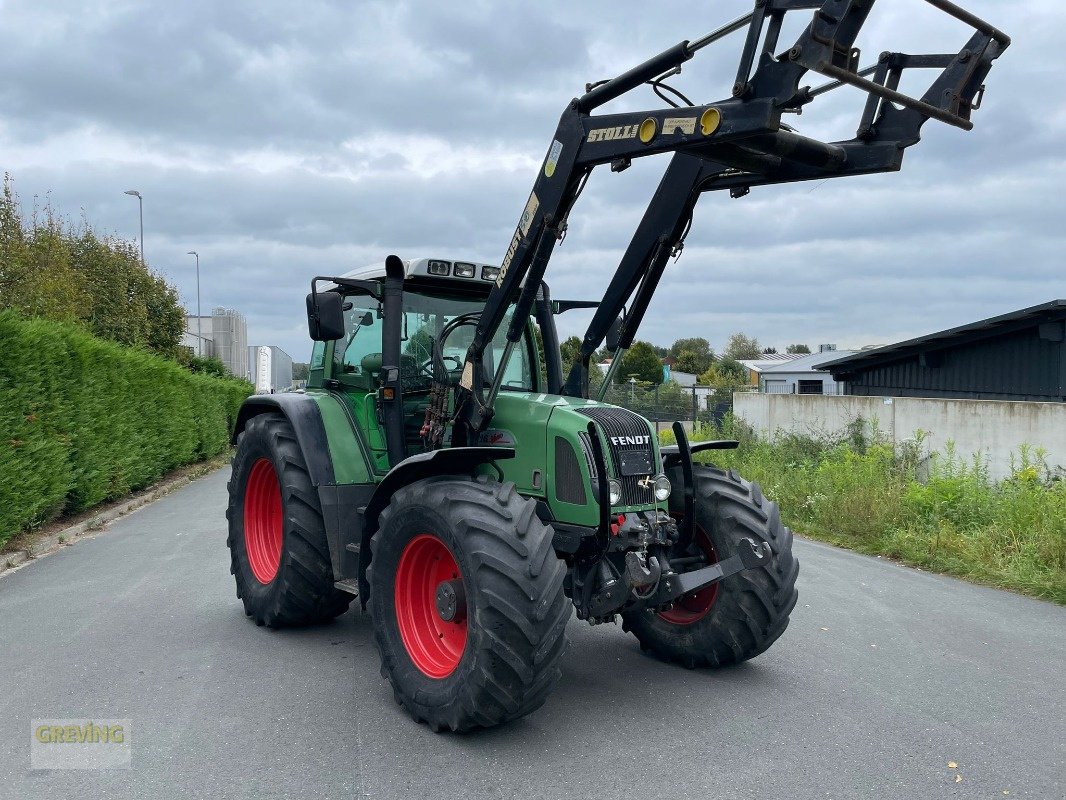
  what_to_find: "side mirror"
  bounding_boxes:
[306,290,345,341]
[605,316,623,352]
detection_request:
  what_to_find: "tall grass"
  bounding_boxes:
[662,417,1066,604]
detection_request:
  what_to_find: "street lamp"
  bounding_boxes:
[187,251,202,356]
[123,190,144,264]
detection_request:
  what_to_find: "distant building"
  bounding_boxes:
[818,300,1066,402]
[737,353,803,387]
[184,307,248,378]
[759,350,857,395]
[247,346,294,394]
[666,368,714,409]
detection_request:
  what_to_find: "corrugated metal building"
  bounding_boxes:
[760,349,857,395]
[818,301,1066,402]
[247,345,294,394]
[184,307,248,378]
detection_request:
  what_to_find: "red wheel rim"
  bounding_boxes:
[244,458,283,584]
[658,525,719,625]
[394,534,468,679]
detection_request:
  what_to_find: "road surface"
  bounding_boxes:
[1,468,1062,799]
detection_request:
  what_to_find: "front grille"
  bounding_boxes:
[576,406,655,507]
[554,436,587,505]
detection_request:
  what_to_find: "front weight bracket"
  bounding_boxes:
[657,538,772,602]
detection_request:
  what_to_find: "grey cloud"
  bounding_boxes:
[1,0,1061,362]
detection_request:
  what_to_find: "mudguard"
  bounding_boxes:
[232,394,336,487]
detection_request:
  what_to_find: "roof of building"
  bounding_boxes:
[669,369,698,386]
[760,351,859,373]
[817,300,1066,373]
[737,354,805,373]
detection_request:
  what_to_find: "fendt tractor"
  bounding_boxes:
[226,1,1008,731]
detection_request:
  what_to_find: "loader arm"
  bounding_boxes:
[454,0,1009,436]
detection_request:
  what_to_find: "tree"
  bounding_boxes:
[188,355,229,378]
[786,343,811,354]
[698,356,748,387]
[560,335,582,366]
[668,336,715,375]
[292,362,310,381]
[722,332,762,361]
[762,346,778,354]
[0,173,186,358]
[616,340,663,384]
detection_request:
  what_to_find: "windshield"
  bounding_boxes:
[333,287,535,392]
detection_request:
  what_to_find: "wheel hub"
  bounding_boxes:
[434,579,466,623]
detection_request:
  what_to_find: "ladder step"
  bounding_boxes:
[334,579,360,596]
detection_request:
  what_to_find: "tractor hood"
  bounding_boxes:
[486,393,665,528]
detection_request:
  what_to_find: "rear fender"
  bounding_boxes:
[233,395,359,580]
[232,395,335,486]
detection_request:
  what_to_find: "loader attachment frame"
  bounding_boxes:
[452,0,1008,436]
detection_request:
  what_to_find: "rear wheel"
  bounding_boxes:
[227,413,352,627]
[368,476,570,732]
[622,465,798,668]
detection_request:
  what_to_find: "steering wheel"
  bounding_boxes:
[420,355,463,378]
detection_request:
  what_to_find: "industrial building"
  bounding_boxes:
[818,300,1066,402]
[760,349,857,395]
[183,307,248,378]
[247,345,294,394]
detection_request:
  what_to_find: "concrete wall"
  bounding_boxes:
[733,393,1066,481]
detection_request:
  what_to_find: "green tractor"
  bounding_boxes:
[226,1,1007,731]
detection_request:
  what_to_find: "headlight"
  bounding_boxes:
[608,479,622,505]
[653,474,671,501]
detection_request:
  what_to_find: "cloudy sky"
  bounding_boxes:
[1,0,1060,363]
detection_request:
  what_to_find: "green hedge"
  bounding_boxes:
[0,311,251,546]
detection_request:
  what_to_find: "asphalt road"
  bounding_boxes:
[1,468,1063,800]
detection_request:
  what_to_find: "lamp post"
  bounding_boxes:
[187,251,202,356]
[123,190,144,264]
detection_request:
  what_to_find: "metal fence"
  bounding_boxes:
[763,382,847,396]
[597,381,756,431]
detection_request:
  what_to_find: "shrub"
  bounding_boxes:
[0,311,250,546]
[661,417,1066,603]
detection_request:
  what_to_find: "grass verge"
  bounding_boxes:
[662,417,1066,604]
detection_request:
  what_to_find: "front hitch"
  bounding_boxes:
[655,537,772,605]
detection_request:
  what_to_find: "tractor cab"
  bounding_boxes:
[307,257,541,473]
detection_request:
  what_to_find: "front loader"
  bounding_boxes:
[226,0,1009,732]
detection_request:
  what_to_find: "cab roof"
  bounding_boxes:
[340,257,502,285]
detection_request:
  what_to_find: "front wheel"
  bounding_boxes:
[368,477,570,732]
[622,465,798,668]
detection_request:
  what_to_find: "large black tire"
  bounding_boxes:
[226,413,352,627]
[367,476,569,732]
[622,465,798,668]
